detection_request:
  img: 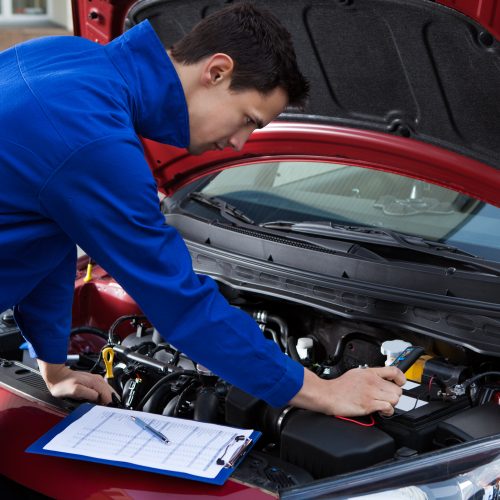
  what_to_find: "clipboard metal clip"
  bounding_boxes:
[216,435,253,469]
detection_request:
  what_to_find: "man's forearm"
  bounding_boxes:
[289,368,332,414]
[37,359,67,383]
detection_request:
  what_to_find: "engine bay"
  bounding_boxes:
[1,271,500,493]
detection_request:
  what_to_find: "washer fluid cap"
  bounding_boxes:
[381,340,412,366]
[297,337,314,350]
[296,337,313,360]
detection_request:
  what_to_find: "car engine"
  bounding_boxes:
[1,265,499,493]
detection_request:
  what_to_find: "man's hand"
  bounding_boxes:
[289,365,406,417]
[37,360,115,405]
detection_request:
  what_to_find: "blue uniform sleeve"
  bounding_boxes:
[38,135,304,407]
[13,246,76,364]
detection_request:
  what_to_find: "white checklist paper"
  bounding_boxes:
[42,405,254,479]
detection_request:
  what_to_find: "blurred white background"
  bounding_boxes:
[0,0,72,28]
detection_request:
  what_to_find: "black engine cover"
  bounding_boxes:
[280,410,394,478]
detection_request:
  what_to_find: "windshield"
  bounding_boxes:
[176,161,500,263]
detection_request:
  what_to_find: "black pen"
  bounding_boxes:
[130,415,169,444]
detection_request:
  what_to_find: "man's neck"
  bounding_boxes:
[167,51,198,104]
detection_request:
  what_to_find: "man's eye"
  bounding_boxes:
[245,117,254,126]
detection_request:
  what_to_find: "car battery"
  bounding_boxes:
[376,381,469,452]
[0,310,23,361]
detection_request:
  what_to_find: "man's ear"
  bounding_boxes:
[200,53,234,87]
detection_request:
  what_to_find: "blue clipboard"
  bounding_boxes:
[26,403,261,486]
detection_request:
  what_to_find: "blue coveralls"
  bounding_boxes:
[0,20,303,406]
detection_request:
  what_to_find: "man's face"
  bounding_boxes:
[186,83,288,156]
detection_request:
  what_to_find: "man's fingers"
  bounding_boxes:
[50,381,100,402]
[52,372,114,404]
[373,365,406,386]
[354,368,403,415]
[381,379,403,401]
[40,363,117,405]
[84,374,115,405]
[375,388,400,408]
[377,401,395,417]
[72,384,102,402]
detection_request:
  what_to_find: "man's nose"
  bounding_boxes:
[228,129,252,151]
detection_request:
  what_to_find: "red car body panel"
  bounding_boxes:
[71,0,137,44]
[145,123,500,207]
[72,265,142,337]
[437,0,500,40]
[0,390,272,499]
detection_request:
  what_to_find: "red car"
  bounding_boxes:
[1,0,500,498]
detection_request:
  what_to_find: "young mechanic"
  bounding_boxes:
[0,3,405,416]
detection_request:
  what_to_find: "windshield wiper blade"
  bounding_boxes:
[298,222,476,255]
[188,192,254,225]
[260,220,500,274]
[261,221,475,254]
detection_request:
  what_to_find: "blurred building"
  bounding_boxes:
[0,1,72,30]
[0,1,72,51]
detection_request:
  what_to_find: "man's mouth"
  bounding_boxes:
[214,142,225,151]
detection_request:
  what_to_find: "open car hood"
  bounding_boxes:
[72,0,500,192]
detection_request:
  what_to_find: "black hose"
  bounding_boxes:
[287,336,301,363]
[463,371,500,388]
[89,350,105,374]
[174,380,199,416]
[136,370,197,410]
[267,314,289,351]
[108,314,147,343]
[70,326,108,340]
[150,343,178,360]
[264,327,280,345]
[131,342,157,354]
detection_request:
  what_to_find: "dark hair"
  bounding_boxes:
[169,3,309,108]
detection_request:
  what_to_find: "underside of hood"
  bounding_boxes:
[124,0,500,171]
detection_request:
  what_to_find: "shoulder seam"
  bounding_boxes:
[14,45,72,153]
